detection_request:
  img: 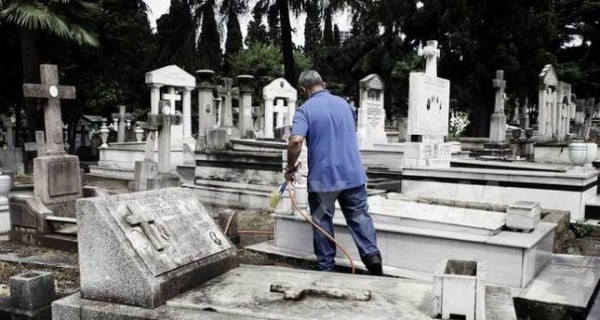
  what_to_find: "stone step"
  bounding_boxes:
[39,234,77,252]
[514,254,600,320]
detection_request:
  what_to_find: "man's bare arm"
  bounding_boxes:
[285,135,304,181]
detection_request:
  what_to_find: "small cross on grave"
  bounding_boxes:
[23,65,75,155]
[111,105,134,143]
[217,78,234,127]
[274,99,287,128]
[24,131,46,156]
[126,203,166,251]
[493,70,507,114]
[161,88,181,111]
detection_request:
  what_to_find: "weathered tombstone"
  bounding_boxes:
[0,114,24,173]
[216,77,237,137]
[404,40,451,167]
[520,98,531,129]
[511,99,520,125]
[573,99,586,138]
[111,105,133,143]
[75,188,238,308]
[1,114,15,148]
[357,74,387,149]
[481,71,512,158]
[557,81,573,141]
[584,98,596,140]
[236,75,255,138]
[263,78,297,138]
[146,101,181,189]
[22,64,82,208]
[489,70,507,143]
[133,131,158,191]
[537,65,559,140]
[196,69,217,149]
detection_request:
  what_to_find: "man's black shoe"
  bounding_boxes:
[363,253,383,276]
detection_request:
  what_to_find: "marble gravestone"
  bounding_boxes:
[76,188,238,308]
[263,78,297,139]
[404,40,452,167]
[357,74,387,149]
[23,65,82,209]
[537,65,559,140]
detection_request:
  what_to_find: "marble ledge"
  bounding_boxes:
[274,214,555,250]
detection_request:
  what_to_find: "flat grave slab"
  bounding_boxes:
[167,265,433,320]
[369,194,506,236]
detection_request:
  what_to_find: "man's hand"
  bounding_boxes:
[284,165,297,182]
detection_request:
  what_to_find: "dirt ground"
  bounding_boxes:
[0,209,321,297]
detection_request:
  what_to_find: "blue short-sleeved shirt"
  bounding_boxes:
[291,90,366,192]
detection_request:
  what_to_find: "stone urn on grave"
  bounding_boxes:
[569,142,588,167]
[0,174,11,211]
[584,143,598,167]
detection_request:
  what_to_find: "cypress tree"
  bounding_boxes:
[267,4,281,44]
[223,8,243,74]
[333,24,341,47]
[246,5,269,47]
[304,0,321,53]
[323,8,333,46]
[197,0,222,71]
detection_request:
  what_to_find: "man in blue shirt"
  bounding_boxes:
[285,70,382,275]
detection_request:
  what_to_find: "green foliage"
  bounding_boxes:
[197,0,222,71]
[230,44,310,80]
[572,220,592,238]
[0,0,101,46]
[245,5,268,47]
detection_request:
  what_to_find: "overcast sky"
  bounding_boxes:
[143,0,351,47]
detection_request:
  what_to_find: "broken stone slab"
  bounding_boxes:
[513,254,600,320]
[270,282,371,301]
[506,201,541,231]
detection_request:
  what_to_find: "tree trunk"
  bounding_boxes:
[277,0,297,87]
[20,29,41,144]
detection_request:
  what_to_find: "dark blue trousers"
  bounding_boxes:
[308,184,380,271]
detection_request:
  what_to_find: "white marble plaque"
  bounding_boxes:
[407,73,450,137]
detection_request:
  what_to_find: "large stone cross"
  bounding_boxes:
[162,88,181,111]
[493,70,506,114]
[126,204,165,251]
[217,78,234,127]
[421,40,440,77]
[23,65,75,155]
